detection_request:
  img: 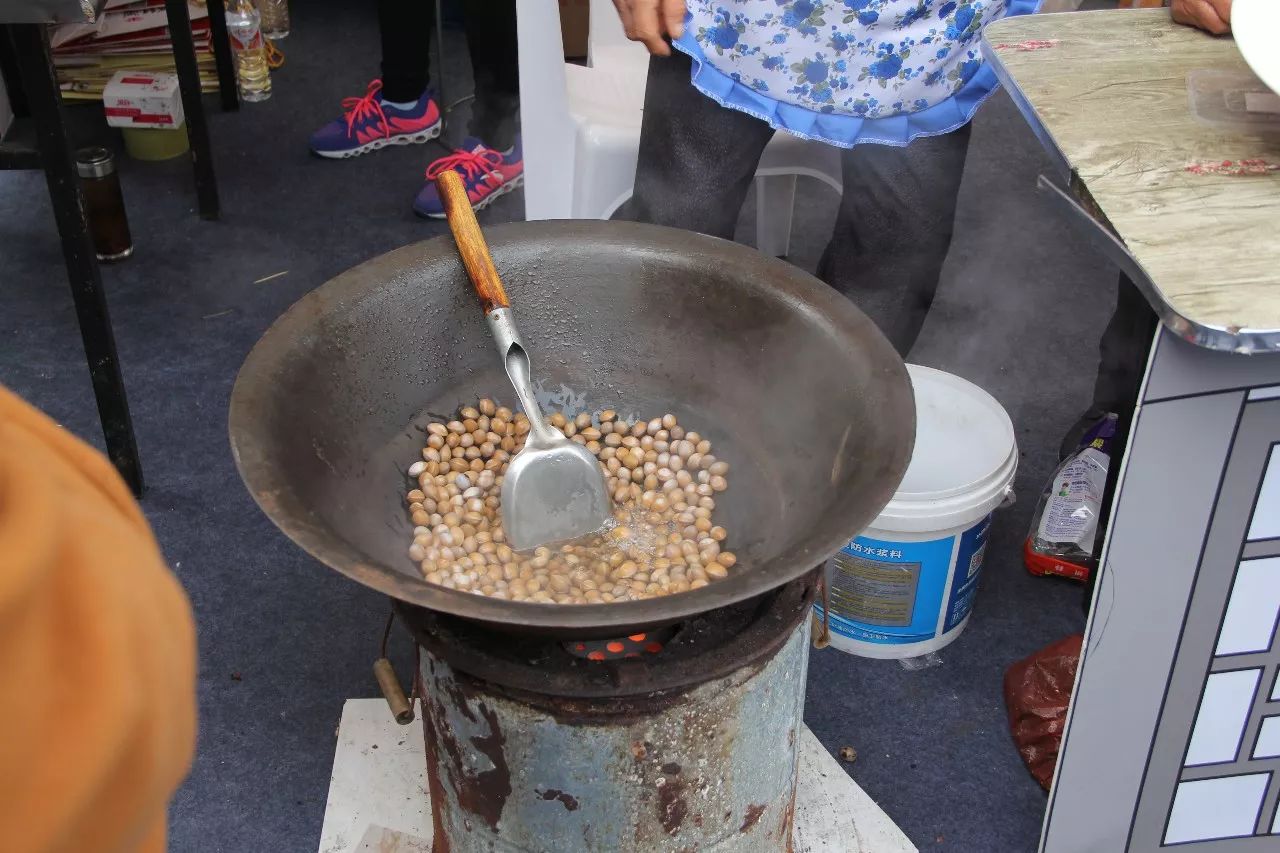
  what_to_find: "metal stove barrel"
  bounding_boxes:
[406,576,814,851]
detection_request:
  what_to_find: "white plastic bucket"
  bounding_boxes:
[816,364,1017,659]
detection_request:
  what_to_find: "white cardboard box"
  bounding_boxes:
[102,70,184,128]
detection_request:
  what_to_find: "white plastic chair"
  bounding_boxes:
[516,0,842,257]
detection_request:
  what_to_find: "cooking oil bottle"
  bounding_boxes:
[226,0,271,102]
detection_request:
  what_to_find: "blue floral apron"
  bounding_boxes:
[675,0,1042,147]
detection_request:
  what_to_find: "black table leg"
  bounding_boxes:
[9,24,144,495]
[166,0,220,220]
[0,26,27,117]
[434,0,449,136]
[1083,272,1159,615]
[206,0,239,112]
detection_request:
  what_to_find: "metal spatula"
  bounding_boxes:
[436,171,611,552]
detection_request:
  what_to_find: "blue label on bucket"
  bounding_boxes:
[944,515,991,632]
[817,514,993,646]
[820,534,956,644]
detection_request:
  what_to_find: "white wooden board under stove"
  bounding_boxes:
[319,699,916,853]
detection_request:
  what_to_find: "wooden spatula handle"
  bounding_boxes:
[436,170,510,313]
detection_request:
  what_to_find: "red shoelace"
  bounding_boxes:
[343,79,390,139]
[425,147,504,187]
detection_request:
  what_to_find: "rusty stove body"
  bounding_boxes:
[397,574,815,852]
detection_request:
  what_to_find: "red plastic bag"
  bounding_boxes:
[1003,634,1083,790]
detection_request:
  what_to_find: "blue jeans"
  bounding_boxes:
[616,49,970,357]
[617,50,1154,416]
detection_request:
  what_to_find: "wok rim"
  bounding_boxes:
[228,221,914,633]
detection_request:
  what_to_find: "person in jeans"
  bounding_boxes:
[612,0,1228,456]
[613,0,1040,356]
[309,0,522,218]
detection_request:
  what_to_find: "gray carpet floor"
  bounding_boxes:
[0,3,1117,850]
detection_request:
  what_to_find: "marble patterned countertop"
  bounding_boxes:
[982,9,1280,352]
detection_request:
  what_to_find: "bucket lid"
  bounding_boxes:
[876,365,1017,529]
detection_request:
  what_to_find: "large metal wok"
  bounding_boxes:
[229,221,914,634]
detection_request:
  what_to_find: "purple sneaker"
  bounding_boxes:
[415,136,524,218]
[309,79,442,159]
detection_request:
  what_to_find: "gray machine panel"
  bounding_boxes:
[1041,391,1246,853]
[1129,401,1280,850]
[1042,326,1280,852]
[1146,334,1280,405]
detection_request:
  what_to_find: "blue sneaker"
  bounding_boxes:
[414,136,524,218]
[309,79,442,159]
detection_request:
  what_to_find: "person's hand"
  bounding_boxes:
[612,0,686,56]
[1170,0,1232,35]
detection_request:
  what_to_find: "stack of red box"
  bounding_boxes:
[50,0,215,101]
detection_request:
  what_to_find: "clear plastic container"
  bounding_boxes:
[258,0,290,40]
[226,0,271,102]
[1187,68,1280,132]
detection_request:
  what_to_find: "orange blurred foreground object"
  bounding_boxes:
[0,384,196,852]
